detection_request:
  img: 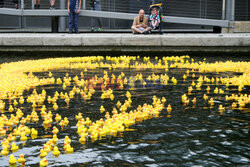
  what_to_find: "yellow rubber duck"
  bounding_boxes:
[52,135,58,144]
[7,134,16,142]
[64,136,71,144]
[20,133,28,142]
[9,154,17,164]
[203,94,208,101]
[85,117,92,126]
[214,87,219,94]
[40,158,48,167]
[161,97,166,104]
[192,98,197,105]
[63,117,69,126]
[75,113,83,120]
[232,102,237,109]
[31,128,38,136]
[1,146,9,156]
[52,126,59,135]
[48,72,53,77]
[52,146,60,157]
[55,114,61,122]
[116,101,122,108]
[65,144,74,153]
[11,142,19,152]
[188,86,193,94]
[17,154,25,164]
[53,103,58,110]
[219,105,225,111]
[13,100,18,106]
[8,105,14,112]
[19,96,24,104]
[209,98,214,106]
[183,74,187,80]
[56,78,62,84]
[167,104,172,113]
[65,97,70,106]
[40,149,47,158]
[100,106,105,113]
[79,135,86,143]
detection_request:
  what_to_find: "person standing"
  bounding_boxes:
[34,0,40,9]
[131,9,151,34]
[12,0,18,9]
[68,0,81,33]
[90,0,103,32]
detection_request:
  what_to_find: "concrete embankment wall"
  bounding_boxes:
[0,33,250,53]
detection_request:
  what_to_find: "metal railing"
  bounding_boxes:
[0,0,248,31]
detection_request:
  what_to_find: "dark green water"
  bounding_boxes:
[0,54,249,167]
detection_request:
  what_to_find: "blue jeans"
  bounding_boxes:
[68,12,79,32]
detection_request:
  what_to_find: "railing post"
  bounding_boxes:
[231,0,235,32]
[222,0,226,20]
[231,0,235,21]
[20,0,24,28]
[59,0,66,32]
[21,0,24,10]
[32,0,34,9]
[83,0,86,9]
[226,0,235,21]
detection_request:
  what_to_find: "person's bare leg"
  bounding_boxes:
[142,27,152,33]
[131,26,143,34]
[152,21,156,27]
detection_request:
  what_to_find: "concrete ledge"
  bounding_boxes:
[82,35,122,46]
[43,36,81,46]
[0,33,250,52]
[0,46,250,53]
[121,36,162,46]
[162,36,200,46]
[3,36,43,46]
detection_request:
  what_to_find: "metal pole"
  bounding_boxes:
[20,0,24,28]
[59,0,66,32]
[82,0,86,9]
[231,0,235,32]
[32,0,34,9]
[222,0,225,20]
[231,0,235,21]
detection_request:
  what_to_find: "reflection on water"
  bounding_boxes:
[0,55,249,167]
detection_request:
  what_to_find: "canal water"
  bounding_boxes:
[0,54,249,167]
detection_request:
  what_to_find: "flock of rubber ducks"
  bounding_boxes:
[0,56,249,166]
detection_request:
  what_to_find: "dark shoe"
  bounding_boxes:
[37,4,40,9]
[91,27,94,32]
[74,31,79,34]
[69,31,73,34]
[143,31,149,34]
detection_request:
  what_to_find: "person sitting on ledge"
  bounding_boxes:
[131,9,151,34]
